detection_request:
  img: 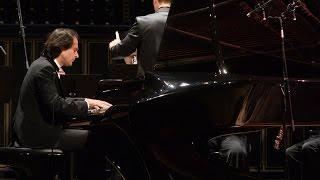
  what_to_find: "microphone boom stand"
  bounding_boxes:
[268,0,299,142]
[270,16,295,150]
[210,0,228,75]
[17,0,29,69]
[248,0,297,151]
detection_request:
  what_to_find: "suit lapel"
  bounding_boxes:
[46,57,65,98]
[55,75,65,98]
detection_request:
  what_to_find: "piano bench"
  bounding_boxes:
[0,146,71,180]
[0,164,21,179]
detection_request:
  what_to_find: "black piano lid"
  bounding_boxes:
[155,0,215,72]
[155,0,320,77]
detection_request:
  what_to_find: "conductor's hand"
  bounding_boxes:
[109,39,121,49]
[109,31,121,49]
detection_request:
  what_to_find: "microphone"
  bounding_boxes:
[0,45,7,55]
[283,0,300,20]
[292,0,301,4]
[246,3,261,17]
[286,1,298,11]
[246,0,273,18]
[290,0,300,20]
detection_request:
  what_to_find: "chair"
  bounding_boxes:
[0,146,67,180]
[0,164,20,179]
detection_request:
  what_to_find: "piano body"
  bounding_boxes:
[74,0,320,179]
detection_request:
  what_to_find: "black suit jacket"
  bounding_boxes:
[110,7,169,72]
[13,56,88,148]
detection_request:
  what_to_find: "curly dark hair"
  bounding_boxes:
[42,28,79,60]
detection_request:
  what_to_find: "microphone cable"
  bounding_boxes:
[50,70,58,180]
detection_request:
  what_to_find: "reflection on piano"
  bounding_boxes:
[68,0,320,179]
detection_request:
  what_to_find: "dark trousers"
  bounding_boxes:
[56,129,89,151]
[66,124,147,180]
[286,135,320,180]
[55,128,109,179]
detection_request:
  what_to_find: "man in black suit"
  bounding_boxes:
[12,28,115,179]
[109,0,171,75]
[13,28,111,151]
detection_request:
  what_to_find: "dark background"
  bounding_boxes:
[0,0,319,175]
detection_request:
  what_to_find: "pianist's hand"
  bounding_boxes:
[109,38,121,49]
[85,98,112,112]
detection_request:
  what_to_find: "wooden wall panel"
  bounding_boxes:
[0,41,8,66]
[88,41,108,74]
[0,102,11,146]
[0,103,4,146]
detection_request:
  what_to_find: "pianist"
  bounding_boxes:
[109,0,171,77]
[13,28,112,178]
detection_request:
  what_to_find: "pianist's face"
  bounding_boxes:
[58,37,79,67]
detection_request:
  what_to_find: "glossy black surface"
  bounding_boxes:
[92,0,320,179]
[99,72,320,127]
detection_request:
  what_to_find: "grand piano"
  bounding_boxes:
[72,0,320,179]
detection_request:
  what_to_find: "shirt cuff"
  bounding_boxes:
[84,99,90,109]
